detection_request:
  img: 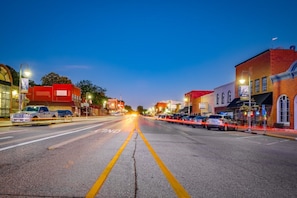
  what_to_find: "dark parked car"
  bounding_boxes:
[57,110,73,117]
[192,116,208,128]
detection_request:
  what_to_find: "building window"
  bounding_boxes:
[216,93,219,105]
[0,84,11,117]
[255,79,260,93]
[221,92,225,104]
[262,77,267,92]
[278,95,289,123]
[250,81,253,94]
[227,90,231,103]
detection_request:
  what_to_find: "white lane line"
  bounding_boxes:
[266,139,289,145]
[48,129,101,150]
[0,124,102,152]
[0,136,13,140]
[0,130,26,135]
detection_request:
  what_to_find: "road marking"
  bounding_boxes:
[136,127,191,198]
[0,136,13,140]
[0,124,102,152]
[266,139,289,145]
[86,127,135,198]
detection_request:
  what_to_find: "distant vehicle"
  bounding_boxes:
[57,110,73,117]
[10,105,58,124]
[110,112,124,116]
[205,114,237,131]
[192,116,208,128]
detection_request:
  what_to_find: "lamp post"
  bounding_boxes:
[184,96,190,115]
[19,64,31,111]
[86,92,92,118]
[239,72,251,133]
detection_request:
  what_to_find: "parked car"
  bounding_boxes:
[205,114,237,131]
[192,116,208,128]
[57,110,73,117]
[10,105,58,124]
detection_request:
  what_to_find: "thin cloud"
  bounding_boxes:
[65,65,91,69]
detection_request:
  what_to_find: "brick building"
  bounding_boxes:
[271,58,297,129]
[228,47,297,128]
[26,84,81,116]
[184,90,214,115]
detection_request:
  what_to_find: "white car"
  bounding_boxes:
[205,114,237,131]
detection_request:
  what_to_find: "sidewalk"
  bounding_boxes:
[237,126,297,141]
[0,117,98,127]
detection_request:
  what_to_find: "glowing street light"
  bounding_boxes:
[19,64,31,111]
[184,96,190,115]
[239,71,251,133]
[86,92,92,118]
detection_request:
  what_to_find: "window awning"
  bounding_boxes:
[253,92,272,105]
[227,92,272,108]
[227,98,242,108]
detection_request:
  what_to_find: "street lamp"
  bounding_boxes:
[86,92,92,118]
[184,96,190,115]
[19,64,31,111]
[239,72,251,133]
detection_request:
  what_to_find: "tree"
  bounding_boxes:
[137,106,144,114]
[75,80,107,106]
[41,72,72,85]
[124,105,134,113]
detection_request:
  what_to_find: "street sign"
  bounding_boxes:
[82,103,89,107]
[262,104,266,116]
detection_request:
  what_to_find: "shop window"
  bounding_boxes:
[278,95,289,123]
[262,77,267,92]
[216,93,219,105]
[227,90,232,103]
[221,92,225,104]
[255,79,260,93]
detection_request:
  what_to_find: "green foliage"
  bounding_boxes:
[75,80,107,105]
[125,105,134,113]
[137,106,144,114]
[41,72,72,85]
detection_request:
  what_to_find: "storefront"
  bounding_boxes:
[0,64,13,117]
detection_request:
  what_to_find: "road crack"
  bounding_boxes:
[132,131,138,198]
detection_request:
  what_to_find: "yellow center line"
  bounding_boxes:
[136,126,191,198]
[86,119,190,198]
[85,126,135,198]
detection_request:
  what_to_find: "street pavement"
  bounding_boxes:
[1,117,297,141]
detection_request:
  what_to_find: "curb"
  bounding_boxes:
[236,129,297,141]
[263,133,297,141]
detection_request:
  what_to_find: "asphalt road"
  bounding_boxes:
[0,115,297,198]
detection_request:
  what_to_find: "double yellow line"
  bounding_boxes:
[86,120,190,198]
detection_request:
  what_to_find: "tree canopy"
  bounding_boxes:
[75,80,107,106]
[137,106,144,114]
[41,72,72,85]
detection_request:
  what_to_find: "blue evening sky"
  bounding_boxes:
[1,0,296,109]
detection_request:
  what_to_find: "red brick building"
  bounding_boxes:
[107,98,125,113]
[270,55,297,129]
[229,47,297,128]
[26,84,81,116]
[154,102,168,114]
[184,90,214,115]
